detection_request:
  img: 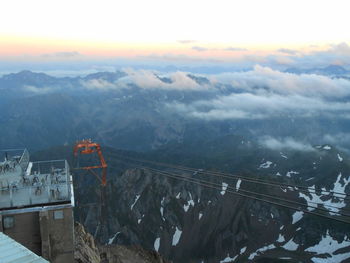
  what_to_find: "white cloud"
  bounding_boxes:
[259,137,315,152]
[42,51,81,58]
[211,65,350,98]
[23,85,51,94]
[80,66,350,121]
[168,92,350,120]
[323,133,350,151]
[80,78,122,90]
[166,66,350,120]
[327,42,350,56]
[277,48,299,55]
[122,69,205,90]
[81,69,209,91]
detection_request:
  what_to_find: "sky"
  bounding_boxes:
[0,0,349,71]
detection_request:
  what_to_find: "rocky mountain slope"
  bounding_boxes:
[34,135,350,262]
[75,222,169,263]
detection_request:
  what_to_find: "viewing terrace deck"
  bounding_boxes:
[0,149,73,210]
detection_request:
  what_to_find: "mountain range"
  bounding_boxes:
[2,66,350,262]
[285,65,350,76]
[1,67,350,152]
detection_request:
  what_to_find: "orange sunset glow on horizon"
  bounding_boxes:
[0,0,349,62]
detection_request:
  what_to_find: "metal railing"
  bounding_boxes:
[0,159,72,209]
[0,149,29,173]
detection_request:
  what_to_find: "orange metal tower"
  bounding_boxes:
[73,139,108,239]
[73,139,107,186]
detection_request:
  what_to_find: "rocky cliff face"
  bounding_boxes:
[74,222,170,263]
[99,245,169,263]
[75,222,101,263]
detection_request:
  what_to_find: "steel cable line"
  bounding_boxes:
[109,153,350,200]
[149,168,350,218]
[115,154,350,199]
[126,163,350,225]
[115,158,350,219]
[115,157,350,216]
[108,154,350,215]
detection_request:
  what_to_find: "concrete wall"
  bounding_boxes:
[0,212,42,255]
[0,206,75,263]
[40,207,75,263]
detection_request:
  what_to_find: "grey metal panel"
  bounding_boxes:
[0,232,49,263]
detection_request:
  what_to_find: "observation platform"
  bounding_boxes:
[0,149,73,210]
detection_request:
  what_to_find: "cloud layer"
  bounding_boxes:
[81,69,209,91]
[210,65,350,98]
[79,65,350,122]
[167,65,350,120]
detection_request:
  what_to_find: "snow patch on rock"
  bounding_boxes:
[299,174,350,215]
[286,171,299,178]
[154,237,160,252]
[240,246,247,254]
[130,194,140,210]
[160,197,166,221]
[306,230,350,255]
[277,234,285,243]
[172,227,182,246]
[292,211,304,224]
[199,212,203,220]
[220,254,238,262]
[108,232,121,245]
[221,182,228,195]
[248,244,275,260]
[337,154,343,162]
[236,179,242,191]
[259,161,273,169]
[282,238,299,251]
[183,192,195,212]
[311,253,350,263]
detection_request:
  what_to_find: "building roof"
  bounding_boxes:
[0,149,73,210]
[0,232,49,263]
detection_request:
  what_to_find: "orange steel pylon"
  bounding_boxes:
[73,139,107,186]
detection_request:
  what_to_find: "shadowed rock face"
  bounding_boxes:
[93,169,292,263]
[76,143,350,263]
[77,167,349,262]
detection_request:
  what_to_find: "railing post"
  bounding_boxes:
[10,187,13,206]
[66,160,70,198]
[47,183,51,202]
[29,186,32,205]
